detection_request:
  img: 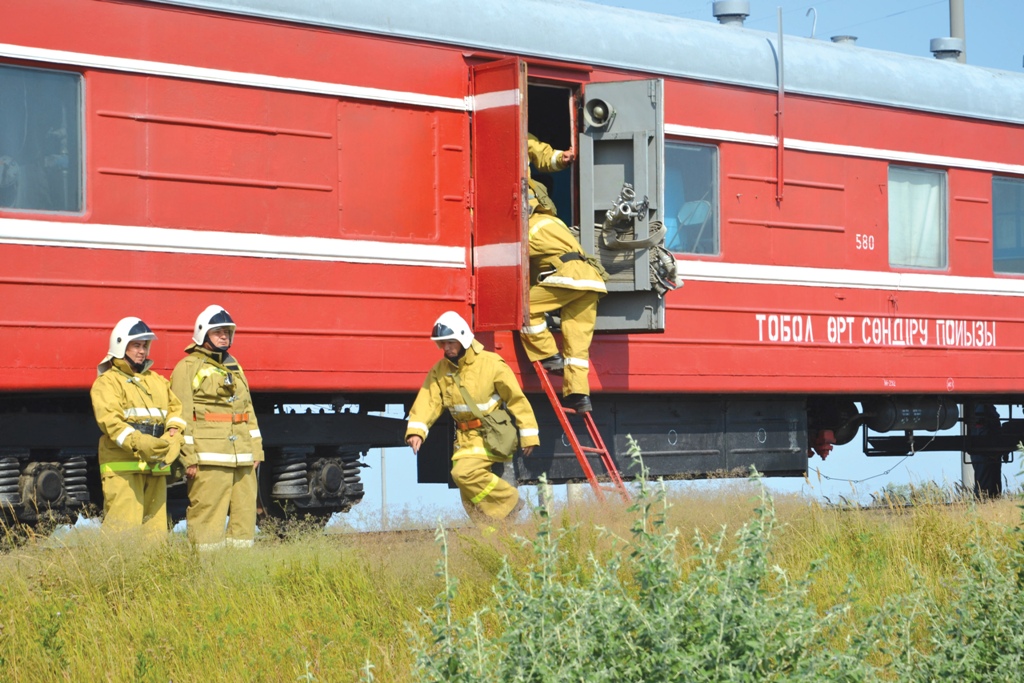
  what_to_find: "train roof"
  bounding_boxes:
[144,0,1024,126]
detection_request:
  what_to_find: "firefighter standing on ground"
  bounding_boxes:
[405,311,539,524]
[170,305,263,550]
[522,133,606,413]
[90,317,186,535]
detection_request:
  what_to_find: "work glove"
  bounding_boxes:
[131,431,170,464]
[160,430,185,465]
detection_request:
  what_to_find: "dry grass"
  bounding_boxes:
[0,482,1020,682]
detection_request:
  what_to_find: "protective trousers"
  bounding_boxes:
[186,464,258,550]
[521,285,600,396]
[451,457,519,521]
[101,472,167,536]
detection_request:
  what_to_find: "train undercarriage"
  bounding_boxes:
[1,391,1020,525]
[0,392,408,524]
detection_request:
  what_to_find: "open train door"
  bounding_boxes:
[578,79,666,332]
[470,58,529,332]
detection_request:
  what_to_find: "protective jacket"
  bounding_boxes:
[170,345,264,469]
[90,358,187,476]
[527,133,569,216]
[406,340,539,461]
[528,214,608,294]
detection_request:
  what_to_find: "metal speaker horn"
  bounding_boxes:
[583,97,614,129]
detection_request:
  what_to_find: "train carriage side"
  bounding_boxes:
[1,0,1024,521]
[0,0,487,520]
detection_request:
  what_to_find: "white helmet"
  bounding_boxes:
[98,317,156,375]
[430,311,474,349]
[192,305,236,346]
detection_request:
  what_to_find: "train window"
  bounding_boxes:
[664,142,717,254]
[993,177,1024,274]
[0,64,82,213]
[888,165,946,269]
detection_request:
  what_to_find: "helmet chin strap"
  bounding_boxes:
[126,357,146,374]
[445,345,467,364]
[204,339,231,357]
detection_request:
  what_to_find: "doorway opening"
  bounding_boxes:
[527,81,576,225]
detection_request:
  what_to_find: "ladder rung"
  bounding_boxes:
[531,360,631,503]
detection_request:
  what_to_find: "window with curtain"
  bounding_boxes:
[664,142,718,255]
[993,176,1024,274]
[888,166,946,269]
[0,64,83,213]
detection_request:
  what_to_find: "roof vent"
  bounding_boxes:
[830,35,858,45]
[712,0,750,27]
[930,37,965,61]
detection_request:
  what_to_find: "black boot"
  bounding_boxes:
[539,354,564,375]
[562,393,592,413]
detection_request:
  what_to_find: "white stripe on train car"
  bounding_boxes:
[674,259,1024,297]
[3,42,1022,175]
[6,216,1024,294]
[470,89,520,112]
[664,124,1024,175]
[0,42,468,111]
[0,218,466,268]
[473,242,522,268]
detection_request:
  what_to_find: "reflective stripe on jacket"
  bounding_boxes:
[90,358,185,476]
[170,345,264,468]
[528,214,608,294]
[406,340,540,461]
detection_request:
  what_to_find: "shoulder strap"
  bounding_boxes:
[452,373,485,420]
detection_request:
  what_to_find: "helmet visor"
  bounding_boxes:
[126,319,156,341]
[430,323,456,341]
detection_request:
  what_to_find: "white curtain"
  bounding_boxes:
[888,166,945,268]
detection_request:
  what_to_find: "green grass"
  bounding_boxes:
[1,463,1022,682]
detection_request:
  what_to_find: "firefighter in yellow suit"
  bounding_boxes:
[170,305,263,550]
[91,317,186,535]
[522,134,606,413]
[527,133,572,217]
[405,311,539,525]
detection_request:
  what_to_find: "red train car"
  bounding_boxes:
[2,0,1023,521]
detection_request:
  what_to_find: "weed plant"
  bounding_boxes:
[410,441,1024,682]
[0,443,1022,682]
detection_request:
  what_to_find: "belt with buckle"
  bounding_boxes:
[456,418,483,431]
[133,423,165,437]
[203,412,250,423]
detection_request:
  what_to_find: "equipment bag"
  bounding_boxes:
[455,380,518,459]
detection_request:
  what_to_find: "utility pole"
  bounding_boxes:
[949,0,966,63]
[380,447,388,530]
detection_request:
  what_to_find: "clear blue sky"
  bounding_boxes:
[341,0,1024,530]
[590,0,1023,72]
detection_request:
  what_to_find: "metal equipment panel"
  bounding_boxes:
[579,79,666,332]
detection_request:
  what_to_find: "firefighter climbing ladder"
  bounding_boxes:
[532,361,630,502]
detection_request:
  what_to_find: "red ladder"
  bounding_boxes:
[532,361,630,503]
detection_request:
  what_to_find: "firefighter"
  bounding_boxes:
[170,305,263,550]
[90,317,186,535]
[522,134,606,413]
[527,132,574,218]
[405,311,539,526]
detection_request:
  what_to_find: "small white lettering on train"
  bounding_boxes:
[860,317,928,346]
[755,314,815,343]
[755,314,997,348]
[934,319,996,347]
